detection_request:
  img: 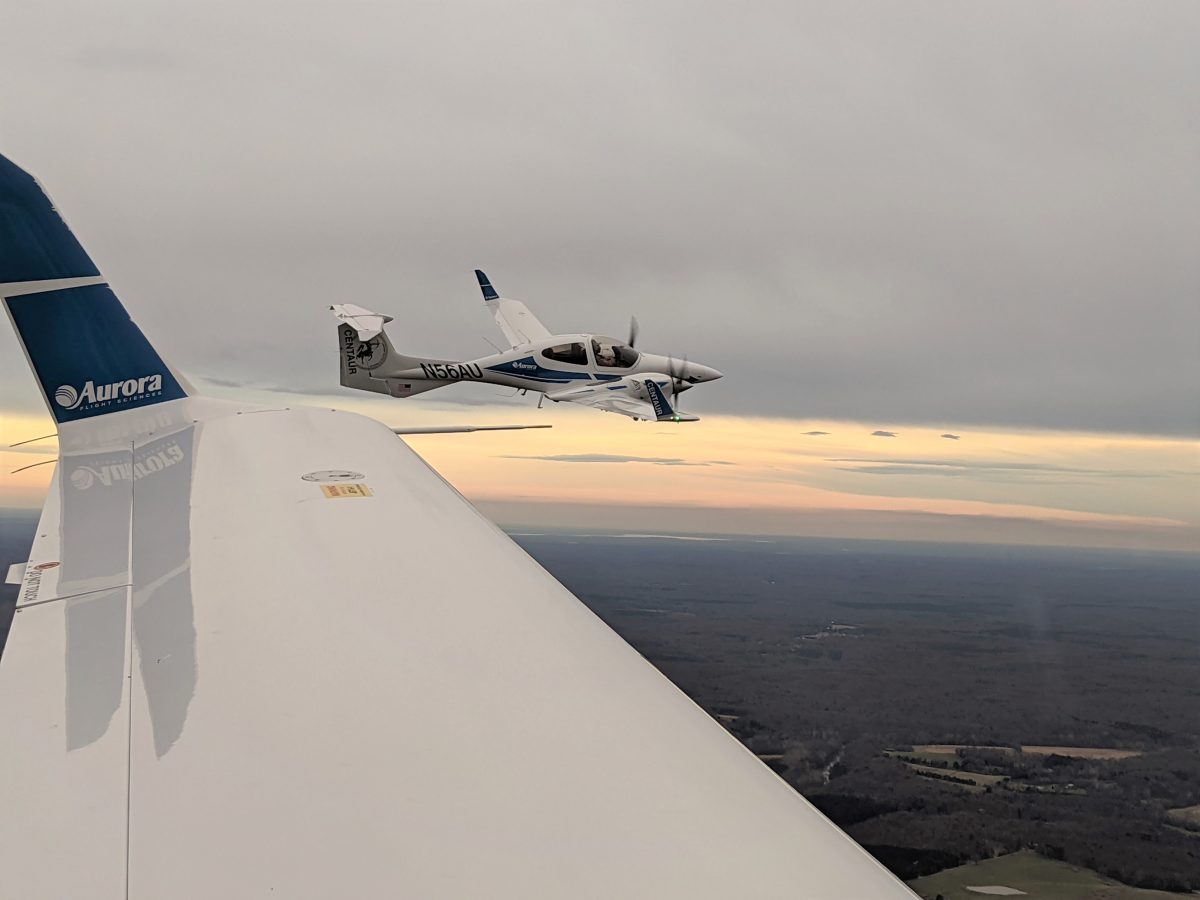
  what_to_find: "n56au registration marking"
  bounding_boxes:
[420,362,483,381]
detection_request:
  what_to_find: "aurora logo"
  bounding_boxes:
[54,374,164,411]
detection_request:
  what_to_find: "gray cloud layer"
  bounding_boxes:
[829,457,1186,482]
[1,2,1196,435]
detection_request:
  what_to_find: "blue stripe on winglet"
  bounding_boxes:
[0,154,100,283]
[644,379,675,420]
[475,269,499,301]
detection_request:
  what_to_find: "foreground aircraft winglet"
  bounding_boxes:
[1,152,913,899]
[0,159,192,424]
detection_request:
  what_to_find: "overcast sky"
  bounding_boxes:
[2,2,1197,551]
[2,0,1196,436]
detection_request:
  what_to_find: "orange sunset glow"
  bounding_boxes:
[5,387,1195,553]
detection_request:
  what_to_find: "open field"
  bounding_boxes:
[909,850,1195,900]
[1020,746,1142,760]
[913,744,1142,761]
[1166,805,1200,831]
[893,748,963,765]
[899,760,1007,792]
[1005,781,1088,797]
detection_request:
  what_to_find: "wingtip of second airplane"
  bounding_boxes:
[475,269,500,301]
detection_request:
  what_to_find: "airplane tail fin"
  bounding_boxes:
[331,305,455,398]
[0,154,191,424]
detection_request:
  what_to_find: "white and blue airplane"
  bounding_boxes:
[330,270,723,422]
[0,153,912,899]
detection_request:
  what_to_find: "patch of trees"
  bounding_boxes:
[860,845,964,881]
[809,794,899,827]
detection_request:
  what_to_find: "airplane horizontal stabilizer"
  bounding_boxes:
[330,303,394,341]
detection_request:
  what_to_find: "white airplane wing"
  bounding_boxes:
[580,392,660,419]
[0,154,914,899]
[548,377,701,422]
[564,389,663,420]
[475,268,553,348]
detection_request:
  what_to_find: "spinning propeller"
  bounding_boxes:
[628,314,694,413]
[666,354,688,407]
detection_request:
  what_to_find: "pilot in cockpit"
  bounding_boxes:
[592,337,638,368]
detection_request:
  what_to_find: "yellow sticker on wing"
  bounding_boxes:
[320,483,373,498]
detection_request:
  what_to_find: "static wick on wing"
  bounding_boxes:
[9,432,57,448]
[10,459,57,475]
[390,424,552,435]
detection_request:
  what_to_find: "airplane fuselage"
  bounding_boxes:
[382,334,720,396]
[333,276,722,422]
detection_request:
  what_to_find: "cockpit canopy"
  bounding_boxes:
[541,341,588,365]
[539,336,641,368]
[590,336,639,368]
